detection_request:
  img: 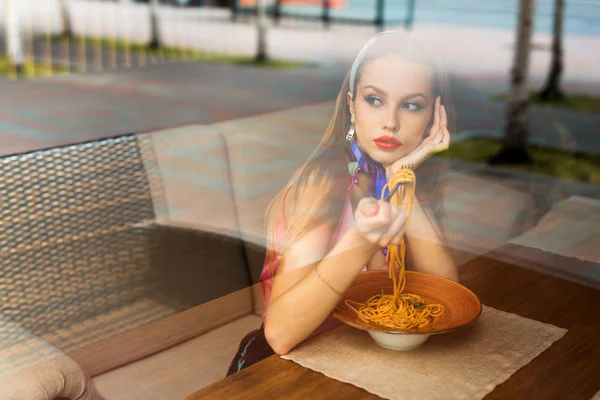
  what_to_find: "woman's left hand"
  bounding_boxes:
[386,96,450,180]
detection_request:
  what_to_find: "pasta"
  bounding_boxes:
[346,168,445,330]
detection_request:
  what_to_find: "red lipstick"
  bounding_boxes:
[374,136,401,150]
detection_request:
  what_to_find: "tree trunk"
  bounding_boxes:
[148,0,161,50]
[405,0,416,31]
[59,0,73,39]
[540,0,564,102]
[256,0,268,63]
[489,0,536,165]
[5,0,25,76]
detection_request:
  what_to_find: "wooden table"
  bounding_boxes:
[187,245,600,400]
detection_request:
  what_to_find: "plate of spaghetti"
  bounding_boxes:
[332,168,482,350]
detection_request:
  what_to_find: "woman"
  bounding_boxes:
[226,30,458,376]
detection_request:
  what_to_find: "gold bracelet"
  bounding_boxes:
[314,266,343,296]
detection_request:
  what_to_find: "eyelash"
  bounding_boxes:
[364,96,424,111]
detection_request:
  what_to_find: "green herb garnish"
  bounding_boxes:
[409,300,426,309]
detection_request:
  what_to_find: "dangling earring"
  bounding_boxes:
[346,125,355,142]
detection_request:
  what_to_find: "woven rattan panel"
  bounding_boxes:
[1,135,156,337]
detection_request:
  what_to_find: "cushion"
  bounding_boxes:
[0,314,103,400]
[141,125,239,237]
[218,102,334,283]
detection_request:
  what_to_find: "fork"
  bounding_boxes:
[384,163,414,202]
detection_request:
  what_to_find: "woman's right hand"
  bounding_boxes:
[354,198,407,248]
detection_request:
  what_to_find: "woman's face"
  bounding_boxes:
[348,56,435,168]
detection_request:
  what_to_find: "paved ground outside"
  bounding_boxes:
[1,59,599,158]
[1,0,600,157]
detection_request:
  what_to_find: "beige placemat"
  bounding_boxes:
[281,306,567,400]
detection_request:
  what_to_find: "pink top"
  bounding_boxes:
[259,179,378,341]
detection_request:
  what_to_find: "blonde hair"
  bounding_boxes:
[264,32,454,275]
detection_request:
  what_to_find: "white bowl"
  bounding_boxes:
[333,271,483,352]
[367,330,432,351]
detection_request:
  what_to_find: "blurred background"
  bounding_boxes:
[1,0,599,269]
[1,1,599,398]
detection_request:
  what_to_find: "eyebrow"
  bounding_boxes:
[363,85,427,100]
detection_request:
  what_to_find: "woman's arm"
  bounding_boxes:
[405,196,458,282]
[265,193,406,356]
[265,223,379,355]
